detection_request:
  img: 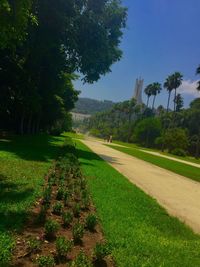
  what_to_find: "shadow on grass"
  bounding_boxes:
[0,134,63,162]
[0,174,34,232]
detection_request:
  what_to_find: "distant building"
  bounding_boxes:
[133,78,144,104]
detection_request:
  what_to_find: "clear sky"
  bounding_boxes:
[74,0,200,108]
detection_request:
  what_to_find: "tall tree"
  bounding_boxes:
[151,82,162,109]
[144,84,152,107]
[196,65,200,92]
[174,93,184,112]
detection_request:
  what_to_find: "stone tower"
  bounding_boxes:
[133,78,143,104]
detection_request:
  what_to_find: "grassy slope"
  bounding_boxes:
[73,138,200,267]
[0,135,65,255]
[108,144,200,182]
[113,140,200,165]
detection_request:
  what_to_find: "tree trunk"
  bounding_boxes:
[147,96,150,107]
[152,95,156,109]
[20,113,25,135]
[167,91,171,112]
[174,88,177,112]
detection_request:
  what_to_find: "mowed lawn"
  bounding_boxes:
[108,144,200,183]
[74,139,200,267]
[0,134,65,261]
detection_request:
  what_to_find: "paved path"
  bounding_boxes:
[81,138,200,234]
[139,149,200,168]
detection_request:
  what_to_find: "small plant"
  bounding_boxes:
[52,202,63,215]
[56,187,64,200]
[36,205,48,224]
[36,255,55,267]
[56,236,72,259]
[93,243,111,261]
[62,211,73,228]
[63,190,69,206]
[73,203,81,218]
[44,219,59,239]
[72,222,84,243]
[42,186,52,205]
[82,196,90,210]
[27,237,41,252]
[71,251,92,267]
[0,234,15,267]
[85,214,97,231]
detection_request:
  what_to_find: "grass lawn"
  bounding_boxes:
[113,140,200,165]
[72,138,200,267]
[0,134,65,261]
[108,144,200,183]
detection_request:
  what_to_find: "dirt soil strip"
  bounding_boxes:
[81,138,200,234]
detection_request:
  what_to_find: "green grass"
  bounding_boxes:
[0,134,65,261]
[72,138,200,267]
[108,144,200,182]
[112,140,200,165]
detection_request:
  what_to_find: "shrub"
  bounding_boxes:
[63,190,69,206]
[56,188,65,200]
[62,211,73,228]
[44,219,59,239]
[52,202,63,215]
[72,223,84,243]
[163,128,188,152]
[42,186,52,205]
[171,148,186,157]
[71,251,92,267]
[85,214,97,231]
[36,205,48,224]
[36,255,55,267]
[0,234,15,267]
[73,203,81,218]
[56,236,72,259]
[27,237,41,252]
[93,243,111,261]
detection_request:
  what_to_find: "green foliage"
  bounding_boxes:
[27,237,41,252]
[93,243,111,261]
[44,219,59,238]
[52,202,63,215]
[72,223,84,243]
[73,203,81,218]
[62,212,73,228]
[70,251,92,267]
[85,214,98,232]
[133,117,162,147]
[163,128,188,152]
[0,234,15,267]
[56,236,72,258]
[171,148,186,157]
[56,187,65,200]
[36,255,55,267]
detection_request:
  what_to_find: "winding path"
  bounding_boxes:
[81,137,200,234]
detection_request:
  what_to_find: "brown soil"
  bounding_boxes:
[11,170,114,267]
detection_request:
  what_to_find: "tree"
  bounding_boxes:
[174,93,184,112]
[133,117,162,147]
[144,85,152,107]
[162,128,188,153]
[164,72,183,112]
[196,65,200,92]
[151,82,162,109]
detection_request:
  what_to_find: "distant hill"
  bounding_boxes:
[73,97,115,115]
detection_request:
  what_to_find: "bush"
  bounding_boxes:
[71,251,92,267]
[73,203,81,218]
[52,202,63,215]
[0,234,15,267]
[171,148,186,157]
[163,128,188,152]
[63,190,69,206]
[56,188,65,200]
[44,219,59,239]
[62,211,73,228]
[36,205,48,224]
[27,237,41,252]
[42,186,52,205]
[85,214,97,231]
[72,223,84,243]
[93,243,111,261]
[56,236,72,259]
[36,255,55,267]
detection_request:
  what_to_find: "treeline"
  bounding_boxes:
[73,98,115,115]
[87,71,200,158]
[0,0,127,135]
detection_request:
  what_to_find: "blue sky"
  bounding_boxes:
[74,0,200,108]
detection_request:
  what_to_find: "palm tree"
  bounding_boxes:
[174,93,184,112]
[151,82,162,109]
[196,65,200,92]
[171,72,183,112]
[144,84,152,107]
[164,72,183,112]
